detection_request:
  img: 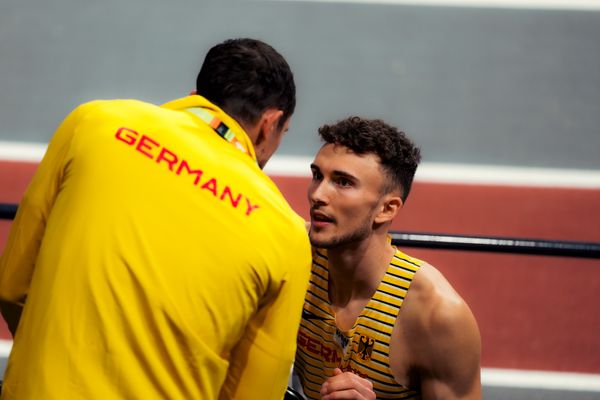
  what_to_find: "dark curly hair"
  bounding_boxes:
[196,38,295,129]
[318,116,421,202]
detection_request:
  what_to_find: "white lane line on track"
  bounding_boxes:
[2,142,600,189]
[0,340,11,357]
[265,155,600,188]
[414,162,600,188]
[0,141,47,163]
[482,368,600,392]
[0,339,599,392]
[267,0,600,11]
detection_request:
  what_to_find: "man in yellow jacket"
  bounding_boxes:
[0,38,311,399]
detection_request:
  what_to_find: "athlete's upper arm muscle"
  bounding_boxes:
[420,298,482,399]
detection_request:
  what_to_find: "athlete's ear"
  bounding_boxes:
[255,108,284,146]
[189,89,197,95]
[374,195,403,224]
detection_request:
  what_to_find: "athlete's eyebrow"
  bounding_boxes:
[311,163,358,182]
[331,170,358,183]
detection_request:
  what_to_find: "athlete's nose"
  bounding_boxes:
[308,179,329,206]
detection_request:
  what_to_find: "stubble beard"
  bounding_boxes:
[309,217,372,249]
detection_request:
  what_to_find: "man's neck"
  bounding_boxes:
[327,233,395,309]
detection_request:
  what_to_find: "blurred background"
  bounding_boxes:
[2,0,600,168]
[1,0,599,398]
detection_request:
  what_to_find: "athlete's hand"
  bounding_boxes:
[320,368,376,400]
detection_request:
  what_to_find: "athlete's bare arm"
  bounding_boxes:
[319,263,481,400]
[395,264,482,399]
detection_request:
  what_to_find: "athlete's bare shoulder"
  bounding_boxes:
[393,263,482,399]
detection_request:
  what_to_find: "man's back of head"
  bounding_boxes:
[196,38,296,130]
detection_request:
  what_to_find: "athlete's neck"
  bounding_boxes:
[327,233,395,309]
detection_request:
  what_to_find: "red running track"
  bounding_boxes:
[1,160,599,374]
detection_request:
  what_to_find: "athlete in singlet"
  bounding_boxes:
[293,117,481,399]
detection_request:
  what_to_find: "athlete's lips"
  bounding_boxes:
[310,209,335,225]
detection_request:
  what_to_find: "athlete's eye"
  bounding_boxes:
[311,169,323,181]
[336,177,353,187]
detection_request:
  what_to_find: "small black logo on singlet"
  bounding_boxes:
[334,328,351,355]
[357,335,375,361]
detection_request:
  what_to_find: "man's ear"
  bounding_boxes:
[255,108,284,145]
[374,195,403,224]
[189,89,197,95]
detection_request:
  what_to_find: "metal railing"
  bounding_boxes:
[0,204,17,220]
[2,202,600,259]
[389,232,600,259]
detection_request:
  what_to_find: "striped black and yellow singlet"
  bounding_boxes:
[294,247,423,399]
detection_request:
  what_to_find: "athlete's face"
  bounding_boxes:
[308,144,391,248]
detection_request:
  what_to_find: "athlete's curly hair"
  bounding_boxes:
[318,116,421,202]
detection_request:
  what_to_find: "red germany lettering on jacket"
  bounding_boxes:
[115,127,260,216]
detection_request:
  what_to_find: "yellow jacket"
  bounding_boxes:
[0,96,311,399]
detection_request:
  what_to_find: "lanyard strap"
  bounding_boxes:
[187,107,255,161]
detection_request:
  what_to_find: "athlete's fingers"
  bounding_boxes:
[324,371,373,391]
[321,371,375,400]
[321,386,375,400]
